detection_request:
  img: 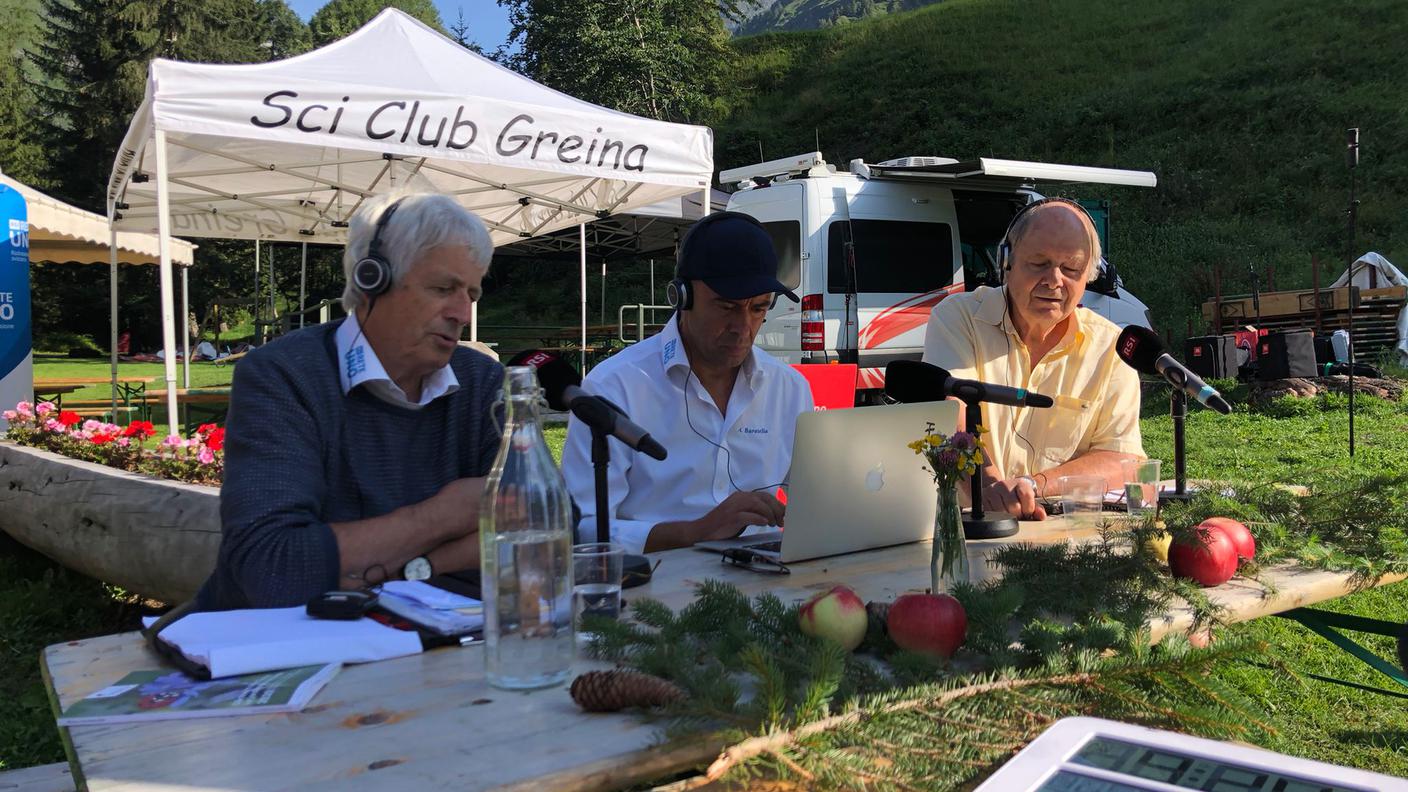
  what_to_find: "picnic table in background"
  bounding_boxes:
[35,377,158,417]
[29,382,84,408]
[142,388,232,434]
[41,517,1407,792]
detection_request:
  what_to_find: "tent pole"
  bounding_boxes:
[470,300,478,342]
[254,240,260,343]
[299,242,307,328]
[181,264,190,389]
[268,245,276,336]
[649,259,655,326]
[600,257,606,326]
[579,223,587,373]
[154,129,180,435]
[109,226,118,420]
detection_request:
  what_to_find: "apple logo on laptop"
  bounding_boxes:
[865,462,885,492]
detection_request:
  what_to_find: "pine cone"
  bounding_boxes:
[866,600,891,635]
[570,669,686,712]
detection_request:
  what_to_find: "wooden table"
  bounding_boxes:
[29,383,83,406]
[34,377,157,413]
[42,520,1406,792]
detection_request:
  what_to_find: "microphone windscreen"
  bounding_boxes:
[884,360,950,404]
[506,349,581,412]
[1115,325,1166,375]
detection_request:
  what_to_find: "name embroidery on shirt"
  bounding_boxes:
[739,426,769,435]
[662,338,677,364]
[345,346,366,379]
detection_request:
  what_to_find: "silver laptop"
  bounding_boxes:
[696,401,961,563]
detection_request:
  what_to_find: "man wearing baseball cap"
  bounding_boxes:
[561,212,814,553]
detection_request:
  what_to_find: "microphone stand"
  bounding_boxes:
[589,425,654,588]
[961,399,1019,539]
[1160,387,1193,504]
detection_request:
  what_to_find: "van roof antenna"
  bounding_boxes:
[758,140,764,163]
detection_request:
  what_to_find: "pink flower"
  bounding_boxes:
[82,420,102,433]
[2,410,16,422]
[198,447,215,465]
[161,434,184,447]
[116,437,130,447]
[44,418,65,433]
[16,401,33,417]
[35,402,55,417]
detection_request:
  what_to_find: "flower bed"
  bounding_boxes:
[0,401,221,602]
[4,400,223,485]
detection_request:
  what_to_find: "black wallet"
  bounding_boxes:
[306,590,379,620]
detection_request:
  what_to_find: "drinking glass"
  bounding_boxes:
[1058,475,1106,529]
[573,542,624,633]
[1122,459,1163,519]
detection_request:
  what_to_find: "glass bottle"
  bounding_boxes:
[480,366,575,689]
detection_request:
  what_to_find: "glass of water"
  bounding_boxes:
[1058,475,1106,530]
[1122,458,1163,519]
[573,542,624,633]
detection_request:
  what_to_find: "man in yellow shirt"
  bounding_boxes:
[921,198,1144,520]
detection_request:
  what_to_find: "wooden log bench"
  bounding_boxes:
[0,761,74,792]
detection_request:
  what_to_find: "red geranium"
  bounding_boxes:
[58,411,82,427]
[204,427,226,452]
[122,420,157,439]
[196,423,217,436]
[90,433,116,445]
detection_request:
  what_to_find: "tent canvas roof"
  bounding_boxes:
[1,174,195,266]
[106,9,713,247]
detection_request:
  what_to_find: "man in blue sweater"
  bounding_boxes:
[197,193,503,610]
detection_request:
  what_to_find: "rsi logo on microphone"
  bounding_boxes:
[1119,336,1140,360]
[519,351,554,368]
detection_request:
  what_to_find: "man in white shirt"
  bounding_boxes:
[562,212,815,554]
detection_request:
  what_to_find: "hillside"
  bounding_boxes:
[716,0,1408,343]
[732,0,943,37]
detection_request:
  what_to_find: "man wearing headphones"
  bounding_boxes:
[921,198,1144,520]
[197,193,503,610]
[561,212,814,553]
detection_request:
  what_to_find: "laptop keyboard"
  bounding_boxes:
[746,540,782,553]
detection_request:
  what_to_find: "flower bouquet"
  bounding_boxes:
[908,423,987,593]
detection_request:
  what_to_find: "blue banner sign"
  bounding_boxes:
[0,183,32,426]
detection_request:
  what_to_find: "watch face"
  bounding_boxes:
[403,556,432,581]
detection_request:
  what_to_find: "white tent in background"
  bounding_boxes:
[107,8,714,423]
[0,173,197,415]
[1331,252,1408,364]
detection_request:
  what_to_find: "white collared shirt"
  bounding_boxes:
[334,313,459,409]
[561,315,815,553]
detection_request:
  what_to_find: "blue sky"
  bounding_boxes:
[285,2,512,51]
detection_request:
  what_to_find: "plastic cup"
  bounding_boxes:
[1058,475,1106,528]
[572,542,624,631]
[1122,459,1163,518]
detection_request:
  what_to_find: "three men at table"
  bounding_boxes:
[199,193,499,610]
[922,198,1145,521]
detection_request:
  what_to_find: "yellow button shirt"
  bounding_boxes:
[920,285,1144,479]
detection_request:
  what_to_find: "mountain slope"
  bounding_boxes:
[716,0,1408,340]
[733,0,942,37]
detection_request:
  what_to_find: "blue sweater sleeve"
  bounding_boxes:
[217,350,341,608]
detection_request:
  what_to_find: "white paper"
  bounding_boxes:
[144,607,422,679]
[379,580,480,611]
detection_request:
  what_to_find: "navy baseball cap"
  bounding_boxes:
[677,212,800,303]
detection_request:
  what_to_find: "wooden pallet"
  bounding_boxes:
[1202,285,1405,357]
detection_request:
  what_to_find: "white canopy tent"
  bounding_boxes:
[107,9,713,424]
[0,173,197,413]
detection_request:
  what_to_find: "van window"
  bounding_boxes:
[762,221,802,290]
[826,220,954,294]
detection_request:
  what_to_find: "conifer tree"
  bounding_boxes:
[308,0,443,47]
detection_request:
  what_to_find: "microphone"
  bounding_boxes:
[507,350,668,460]
[884,360,1054,408]
[1116,326,1232,415]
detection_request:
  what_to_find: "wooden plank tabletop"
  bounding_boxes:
[43,519,1406,792]
[34,377,158,387]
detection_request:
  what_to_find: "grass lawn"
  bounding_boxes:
[0,398,1405,778]
[30,355,235,437]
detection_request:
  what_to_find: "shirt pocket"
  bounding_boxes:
[1039,395,1095,467]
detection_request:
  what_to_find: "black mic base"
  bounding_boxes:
[964,512,1019,539]
[622,553,654,589]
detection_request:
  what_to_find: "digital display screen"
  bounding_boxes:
[1037,770,1151,791]
[1061,737,1365,792]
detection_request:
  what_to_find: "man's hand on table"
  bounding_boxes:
[644,491,785,552]
[982,476,1047,521]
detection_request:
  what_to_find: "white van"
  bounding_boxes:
[721,153,1156,398]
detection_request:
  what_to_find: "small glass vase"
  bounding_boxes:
[931,484,970,594]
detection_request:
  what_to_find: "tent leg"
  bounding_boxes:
[109,227,118,419]
[580,223,587,373]
[299,242,307,328]
[181,265,190,389]
[254,240,260,343]
[154,129,180,435]
[470,300,478,342]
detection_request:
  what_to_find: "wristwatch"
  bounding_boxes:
[402,556,433,581]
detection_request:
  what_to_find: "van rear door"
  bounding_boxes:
[824,186,962,388]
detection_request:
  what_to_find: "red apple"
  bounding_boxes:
[799,585,868,651]
[1169,526,1238,587]
[1200,517,1255,564]
[886,593,967,660]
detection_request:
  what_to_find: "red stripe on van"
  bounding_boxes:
[857,283,965,350]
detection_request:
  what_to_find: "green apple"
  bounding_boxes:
[798,585,868,651]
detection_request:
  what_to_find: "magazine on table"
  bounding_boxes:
[57,664,339,726]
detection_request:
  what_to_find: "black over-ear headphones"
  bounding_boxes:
[352,198,403,297]
[996,196,1098,274]
[667,211,770,311]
